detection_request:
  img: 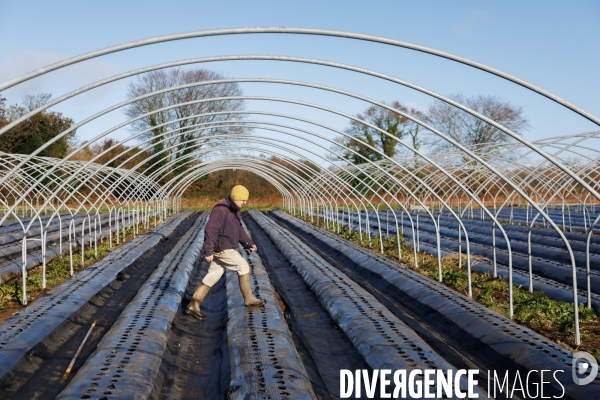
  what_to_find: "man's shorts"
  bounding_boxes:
[202,248,250,287]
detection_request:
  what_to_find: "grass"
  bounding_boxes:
[0,219,157,322]
[182,195,283,210]
[302,216,600,359]
[182,205,280,212]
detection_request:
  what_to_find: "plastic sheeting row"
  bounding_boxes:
[226,219,315,399]
[270,210,600,398]
[251,210,486,399]
[57,212,208,399]
[0,211,192,381]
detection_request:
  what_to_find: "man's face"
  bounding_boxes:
[234,200,247,208]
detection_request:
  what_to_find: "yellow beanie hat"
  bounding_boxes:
[230,185,249,201]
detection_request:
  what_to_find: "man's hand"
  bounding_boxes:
[205,255,214,263]
[249,245,257,252]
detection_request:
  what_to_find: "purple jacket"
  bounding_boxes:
[203,197,255,256]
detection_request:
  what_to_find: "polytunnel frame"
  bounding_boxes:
[368,149,600,310]
[169,156,337,219]
[0,58,593,309]
[0,29,597,345]
[49,133,301,227]
[313,159,476,279]
[5,158,162,257]
[0,63,587,276]
[138,144,314,208]
[0,155,61,214]
[1,90,384,260]
[157,121,401,238]
[483,139,590,215]
[349,148,598,298]
[333,164,445,252]
[1,42,597,247]
[175,159,295,203]
[1,27,598,126]
[0,156,123,271]
[164,138,396,255]
[2,52,599,207]
[185,158,354,235]
[168,155,352,215]
[74,103,478,295]
[487,136,600,306]
[106,133,384,263]
[64,117,364,227]
[0,85,579,326]
[0,153,163,221]
[36,100,402,261]
[5,124,390,307]
[130,128,393,253]
[158,122,409,248]
[309,160,425,260]
[76,102,454,275]
[9,67,495,267]
[425,138,599,229]
[0,123,580,340]
[0,152,165,295]
[326,165,423,256]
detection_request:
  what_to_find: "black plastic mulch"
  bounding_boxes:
[0,213,199,400]
[154,253,230,399]
[245,214,371,400]
[269,212,532,400]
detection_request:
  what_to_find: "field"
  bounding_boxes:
[0,208,598,399]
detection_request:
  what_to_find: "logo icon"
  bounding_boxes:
[572,351,598,385]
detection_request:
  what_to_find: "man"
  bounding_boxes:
[185,185,266,320]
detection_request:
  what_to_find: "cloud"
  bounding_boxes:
[0,49,122,103]
[453,10,490,35]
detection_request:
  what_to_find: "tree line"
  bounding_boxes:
[1,67,530,201]
[335,94,529,167]
[0,93,76,158]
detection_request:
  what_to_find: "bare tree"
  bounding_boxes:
[22,93,52,112]
[124,68,247,178]
[428,94,529,164]
[393,106,430,174]
[0,95,7,126]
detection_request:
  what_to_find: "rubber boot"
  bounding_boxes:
[185,283,210,320]
[239,273,266,307]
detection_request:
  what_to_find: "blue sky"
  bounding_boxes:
[0,0,599,164]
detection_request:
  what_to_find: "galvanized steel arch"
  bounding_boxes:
[1,28,598,344]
